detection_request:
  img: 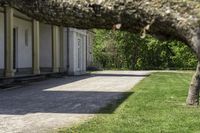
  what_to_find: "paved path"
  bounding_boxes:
[0,71,151,133]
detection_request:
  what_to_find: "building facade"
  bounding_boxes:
[0,6,94,78]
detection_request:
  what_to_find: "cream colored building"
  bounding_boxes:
[0,6,94,78]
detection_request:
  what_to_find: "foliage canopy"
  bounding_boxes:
[93,30,197,70]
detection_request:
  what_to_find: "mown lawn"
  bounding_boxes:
[59,72,200,133]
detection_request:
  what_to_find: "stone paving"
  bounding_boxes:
[0,71,151,133]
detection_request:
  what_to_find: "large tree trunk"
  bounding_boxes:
[2,0,200,105]
[186,28,200,105]
[187,62,200,105]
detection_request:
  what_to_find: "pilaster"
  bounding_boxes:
[52,25,59,73]
[32,19,40,75]
[5,6,14,77]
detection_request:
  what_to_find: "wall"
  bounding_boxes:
[13,17,32,70]
[0,11,4,72]
[40,23,52,70]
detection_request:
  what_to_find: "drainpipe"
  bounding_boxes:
[86,32,88,69]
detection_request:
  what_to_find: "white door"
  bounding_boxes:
[77,38,81,70]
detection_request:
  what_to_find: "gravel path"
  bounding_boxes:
[0,71,151,133]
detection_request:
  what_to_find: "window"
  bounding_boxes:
[25,29,28,46]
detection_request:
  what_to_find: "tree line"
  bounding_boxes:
[93,29,197,70]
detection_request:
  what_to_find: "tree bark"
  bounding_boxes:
[2,0,200,105]
[186,28,200,105]
[187,62,200,105]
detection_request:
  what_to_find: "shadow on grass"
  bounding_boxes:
[97,92,133,114]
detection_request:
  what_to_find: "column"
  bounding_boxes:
[5,6,14,77]
[59,26,65,72]
[32,20,40,75]
[52,25,59,73]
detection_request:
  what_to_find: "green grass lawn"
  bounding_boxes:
[59,72,200,133]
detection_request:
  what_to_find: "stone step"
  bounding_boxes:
[15,75,46,83]
[0,72,66,89]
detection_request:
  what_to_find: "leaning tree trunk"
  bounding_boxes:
[187,62,200,105]
[186,28,200,105]
[2,0,200,105]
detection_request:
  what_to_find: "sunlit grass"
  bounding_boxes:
[59,72,200,133]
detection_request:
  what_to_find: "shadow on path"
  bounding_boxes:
[0,73,147,115]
